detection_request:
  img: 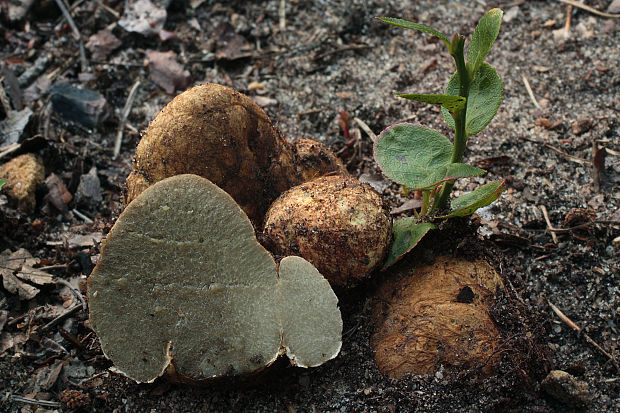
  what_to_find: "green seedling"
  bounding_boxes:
[374,9,506,268]
[0,178,6,191]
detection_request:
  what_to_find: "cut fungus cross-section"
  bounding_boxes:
[88,174,342,383]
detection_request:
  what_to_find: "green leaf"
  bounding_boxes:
[440,180,505,218]
[395,93,466,114]
[467,8,503,78]
[384,220,436,269]
[377,17,450,47]
[442,62,503,136]
[0,178,6,191]
[374,124,450,190]
[444,163,487,181]
[374,124,486,190]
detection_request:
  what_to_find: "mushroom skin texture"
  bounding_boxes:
[125,83,298,226]
[371,256,504,378]
[263,175,392,288]
[291,138,348,183]
[125,84,348,228]
[89,174,342,384]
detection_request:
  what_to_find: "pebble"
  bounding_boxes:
[50,82,109,128]
[0,153,45,212]
[75,167,103,209]
[541,370,591,407]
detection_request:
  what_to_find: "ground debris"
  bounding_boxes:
[541,370,591,407]
[145,50,191,94]
[49,82,109,128]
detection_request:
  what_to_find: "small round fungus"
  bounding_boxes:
[264,175,392,288]
[371,256,504,378]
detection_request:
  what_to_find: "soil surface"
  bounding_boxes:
[1,0,618,412]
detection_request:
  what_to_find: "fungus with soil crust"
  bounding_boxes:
[264,175,392,289]
[126,83,347,227]
[88,174,342,383]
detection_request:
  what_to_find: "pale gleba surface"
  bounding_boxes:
[88,174,342,383]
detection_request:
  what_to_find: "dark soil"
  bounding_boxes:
[1,0,618,412]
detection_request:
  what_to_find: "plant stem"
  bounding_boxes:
[433,35,470,212]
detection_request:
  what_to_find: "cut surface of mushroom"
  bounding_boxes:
[88,174,342,383]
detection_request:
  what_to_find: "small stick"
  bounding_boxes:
[548,300,619,372]
[72,208,94,224]
[53,0,88,72]
[539,205,559,244]
[94,0,120,18]
[519,136,588,165]
[279,0,286,30]
[11,396,62,408]
[564,4,573,33]
[0,142,20,160]
[40,303,84,332]
[521,74,540,109]
[353,117,377,142]
[114,80,141,159]
[558,0,620,18]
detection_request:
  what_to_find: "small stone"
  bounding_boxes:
[0,153,45,212]
[50,82,109,128]
[6,0,36,21]
[44,173,72,214]
[86,29,122,61]
[541,370,591,407]
[0,107,32,146]
[74,167,103,209]
[571,116,592,135]
[608,0,620,13]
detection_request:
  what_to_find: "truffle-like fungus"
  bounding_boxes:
[264,175,392,288]
[371,256,503,378]
[89,174,342,383]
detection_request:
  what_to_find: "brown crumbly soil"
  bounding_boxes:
[0,0,618,412]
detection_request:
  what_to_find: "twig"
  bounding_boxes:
[519,136,588,165]
[0,142,20,160]
[72,208,94,224]
[564,4,573,32]
[278,0,286,30]
[539,205,559,243]
[521,74,540,109]
[353,117,377,142]
[114,80,141,159]
[11,396,62,408]
[94,0,120,18]
[56,278,87,309]
[557,0,620,18]
[313,44,371,60]
[548,300,619,372]
[41,303,84,332]
[53,0,88,72]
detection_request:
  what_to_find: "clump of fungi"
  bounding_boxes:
[89,84,391,382]
[89,83,506,383]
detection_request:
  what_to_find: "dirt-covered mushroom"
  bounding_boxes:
[291,138,348,182]
[263,175,392,288]
[371,256,504,378]
[125,84,349,227]
[125,83,298,225]
[88,174,342,383]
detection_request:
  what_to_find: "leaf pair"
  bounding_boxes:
[374,124,485,191]
[396,64,502,138]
